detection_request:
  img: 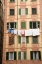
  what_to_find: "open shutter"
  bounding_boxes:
[39,51,41,60]
[18,36,21,44]
[29,22,32,29]
[26,8,28,15]
[19,9,21,15]
[18,52,21,60]
[24,52,26,59]
[30,51,33,60]
[6,52,9,60]
[14,52,16,60]
[26,36,29,43]
[37,21,40,28]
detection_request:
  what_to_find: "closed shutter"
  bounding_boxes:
[29,22,32,29]
[21,22,26,29]
[18,36,21,44]
[9,37,12,45]
[37,21,40,28]
[24,52,26,59]
[19,9,21,15]
[14,52,16,60]
[21,0,23,1]
[30,51,33,60]
[26,36,29,43]
[39,51,41,60]
[18,52,21,60]
[26,8,28,15]
[6,52,9,60]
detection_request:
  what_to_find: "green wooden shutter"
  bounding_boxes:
[26,36,29,43]
[39,51,41,60]
[30,51,33,60]
[29,22,32,29]
[26,8,28,15]
[15,22,17,28]
[25,0,27,1]
[6,52,9,60]
[21,22,26,29]
[19,9,21,15]
[14,52,16,60]
[24,52,26,59]
[18,36,21,44]
[21,0,23,1]
[18,52,21,60]
[37,21,40,28]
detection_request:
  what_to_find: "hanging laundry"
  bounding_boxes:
[18,30,21,36]
[14,30,17,34]
[21,30,25,35]
[11,29,14,34]
[32,29,40,36]
[8,29,11,33]
[25,29,32,36]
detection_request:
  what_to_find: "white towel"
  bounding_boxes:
[18,30,21,36]
[25,29,32,36]
[32,29,40,36]
[14,30,17,34]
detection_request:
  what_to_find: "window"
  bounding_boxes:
[21,36,26,43]
[33,36,38,44]
[7,22,17,29]
[29,21,40,29]
[21,22,26,29]
[6,52,16,60]
[18,52,26,60]
[31,0,36,1]
[18,36,29,44]
[19,8,28,15]
[10,0,15,2]
[9,36,14,45]
[30,51,41,60]
[32,8,37,14]
[10,9,15,15]
[21,0,27,2]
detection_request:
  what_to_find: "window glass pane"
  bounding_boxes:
[10,0,15,2]
[33,22,36,28]
[9,52,14,60]
[32,8,37,14]
[10,22,14,29]
[33,36,38,44]
[21,9,25,15]
[10,9,14,15]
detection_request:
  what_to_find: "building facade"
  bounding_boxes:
[0,0,4,64]
[2,0,42,64]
